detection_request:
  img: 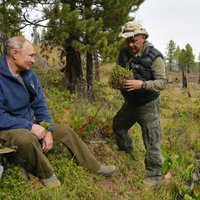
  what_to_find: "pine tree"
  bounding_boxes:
[42,0,145,96]
[174,46,181,71]
[0,0,145,96]
[165,40,176,71]
[184,44,195,73]
[178,44,195,88]
[0,0,22,55]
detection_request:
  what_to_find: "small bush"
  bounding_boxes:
[108,65,133,89]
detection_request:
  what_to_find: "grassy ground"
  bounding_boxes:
[0,64,200,200]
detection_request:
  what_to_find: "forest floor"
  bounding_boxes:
[0,64,200,200]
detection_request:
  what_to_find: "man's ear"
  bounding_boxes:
[12,49,18,60]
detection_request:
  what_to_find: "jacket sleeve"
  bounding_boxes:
[145,57,167,91]
[33,77,54,132]
[0,88,32,130]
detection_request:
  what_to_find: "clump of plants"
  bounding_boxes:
[109,65,133,89]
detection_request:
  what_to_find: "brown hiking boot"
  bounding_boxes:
[41,174,61,188]
[97,165,116,177]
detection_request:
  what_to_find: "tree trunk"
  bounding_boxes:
[169,62,172,71]
[61,1,83,93]
[186,65,190,73]
[181,66,187,88]
[86,52,94,101]
[64,45,83,93]
[0,33,7,57]
[94,52,100,81]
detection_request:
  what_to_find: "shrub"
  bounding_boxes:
[108,65,132,89]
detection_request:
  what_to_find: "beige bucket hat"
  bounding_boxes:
[119,21,149,39]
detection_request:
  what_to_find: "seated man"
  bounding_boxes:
[0,36,116,188]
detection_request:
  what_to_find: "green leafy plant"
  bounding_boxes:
[108,65,133,89]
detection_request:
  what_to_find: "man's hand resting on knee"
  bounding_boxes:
[42,132,53,153]
[31,124,53,153]
[31,124,47,140]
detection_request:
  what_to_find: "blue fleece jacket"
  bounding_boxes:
[0,55,54,131]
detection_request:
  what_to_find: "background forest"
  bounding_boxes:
[0,1,200,199]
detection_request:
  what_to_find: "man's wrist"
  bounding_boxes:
[141,81,146,89]
[46,131,52,135]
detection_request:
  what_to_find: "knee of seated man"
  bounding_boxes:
[16,129,39,145]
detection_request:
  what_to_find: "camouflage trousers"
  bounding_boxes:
[0,124,101,179]
[113,97,162,177]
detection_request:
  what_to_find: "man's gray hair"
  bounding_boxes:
[5,36,28,55]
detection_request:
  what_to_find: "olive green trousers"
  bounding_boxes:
[0,124,101,179]
[113,97,162,177]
